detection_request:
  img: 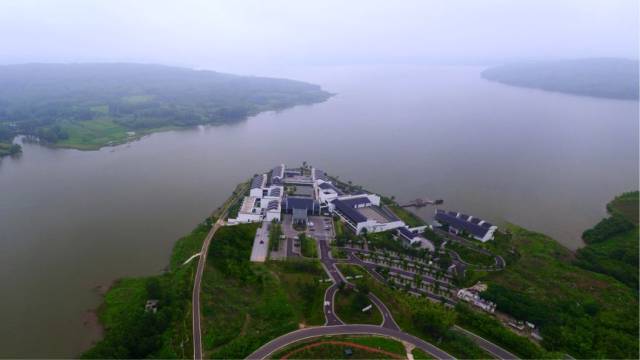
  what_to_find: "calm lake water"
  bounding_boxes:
[0,65,637,357]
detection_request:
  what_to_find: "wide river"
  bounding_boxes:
[0,65,637,357]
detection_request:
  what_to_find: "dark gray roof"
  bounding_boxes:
[459,214,470,221]
[435,211,490,238]
[339,196,371,208]
[269,188,281,197]
[397,227,419,240]
[251,175,263,189]
[284,197,316,211]
[481,222,493,229]
[267,200,279,210]
[469,217,481,225]
[332,199,367,223]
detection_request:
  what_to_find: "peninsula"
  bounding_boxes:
[0,64,332,153]
[83,164,639,359]
[482,58,639,100]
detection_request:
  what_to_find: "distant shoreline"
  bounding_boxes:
[481,58,639,101]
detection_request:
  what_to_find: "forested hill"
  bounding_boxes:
[481,58,639,100]
[0,63,332,150]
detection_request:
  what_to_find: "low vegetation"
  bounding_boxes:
[83,220,212,358]
[574,191,638,289]
[201,223,330,358]
[387,205,425,227]
[334,286,382,325]
[269,221,283,252]
[299,233,318,258]
[481,223,638,359]
[0,142,21,157]
[455,304,552,359]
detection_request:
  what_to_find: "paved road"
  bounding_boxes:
[454,325,519,359]
[317,233,401,331]
[192,218,223,360]
[246,324,455,360]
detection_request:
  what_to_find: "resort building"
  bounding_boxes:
[331,194,405,234]
[434,209,498,242]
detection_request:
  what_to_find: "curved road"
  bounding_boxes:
[246,324,455,360]
[192,218,224,359]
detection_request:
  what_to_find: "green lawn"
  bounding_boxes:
[300,233,318,258]
[387,205,425,227]
[411,348,435,359]
[265,260,329,326]
[271,336,407,359]
[334,287,382,325]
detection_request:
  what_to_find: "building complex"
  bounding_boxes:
[228,163,415,236]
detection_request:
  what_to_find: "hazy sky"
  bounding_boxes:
[0,0,637,72]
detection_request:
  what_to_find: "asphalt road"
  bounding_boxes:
[192,218,223,360]
[454,325,519,359]
[246,324,455,360]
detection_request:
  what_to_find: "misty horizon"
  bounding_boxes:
[0,0,637,75]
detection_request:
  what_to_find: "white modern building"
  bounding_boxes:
[228,166,285,224]
[331,194,405,234]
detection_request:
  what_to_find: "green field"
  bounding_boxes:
[334,287,382,325]
[271,335,407,359]
[55,119,132,150]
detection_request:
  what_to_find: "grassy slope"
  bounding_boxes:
[388,205,426,227]
[334,287,383,325]
[482,224,638,359]
[201,224,328,358]
[446,242,495,266]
